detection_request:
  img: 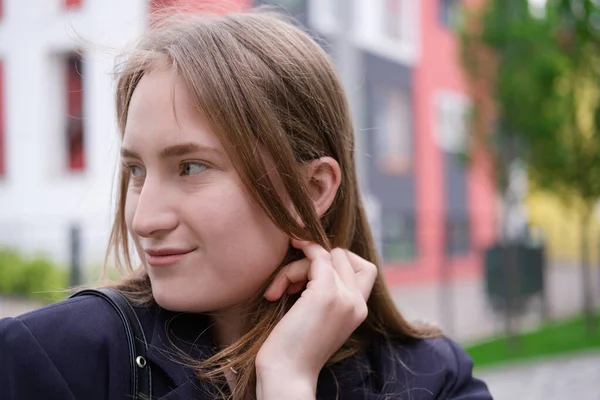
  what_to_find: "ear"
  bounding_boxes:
[304,157,342,217]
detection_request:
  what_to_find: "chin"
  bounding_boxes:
[153,290,203,313]
[150,284,236,314]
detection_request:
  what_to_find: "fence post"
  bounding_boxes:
[70,223,82,287]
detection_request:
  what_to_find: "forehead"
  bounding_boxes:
[122,67,221,150]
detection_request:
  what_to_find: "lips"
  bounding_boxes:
[144,248,195,267]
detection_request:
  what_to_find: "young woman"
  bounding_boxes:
[0,9,492,400]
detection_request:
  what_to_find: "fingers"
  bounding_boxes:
[343,250,375,274]
[343,250,377,300]
[264,258,311,301]
[290,239,337,291]
[330,248,357,291]
[297,240,377,301]
[291,239,329,261]
[268,240,378,302]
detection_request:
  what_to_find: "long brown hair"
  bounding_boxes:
[106,8,439,399]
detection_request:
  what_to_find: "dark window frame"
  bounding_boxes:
[381,212,417,262]
[445,215,470,257]
[65,53,85,172]
[439,0,461,29]
[64,0,82,9]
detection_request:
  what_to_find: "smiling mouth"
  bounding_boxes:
[144,248,196,267]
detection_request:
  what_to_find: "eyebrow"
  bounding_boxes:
[120,142,221,159]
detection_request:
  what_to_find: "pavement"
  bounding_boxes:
[477,351,600,399]
[389,263,599,344]
[387,264,600,398]
[0,296,42,319]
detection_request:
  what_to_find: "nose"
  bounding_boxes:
[131,180,178,238]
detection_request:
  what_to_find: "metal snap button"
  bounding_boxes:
[136,356,147,368]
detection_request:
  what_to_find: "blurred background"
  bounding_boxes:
[0,0,599,398]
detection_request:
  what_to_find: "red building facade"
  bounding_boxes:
[386,0,496,285]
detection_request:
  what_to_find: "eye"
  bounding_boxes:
[122,162,144,177]
[122,162,145,184]
[130,165,144,177]
[180,162,207,176]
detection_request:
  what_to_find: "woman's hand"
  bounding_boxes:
[255,239,377,399]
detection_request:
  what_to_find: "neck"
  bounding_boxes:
[209,305,248,347]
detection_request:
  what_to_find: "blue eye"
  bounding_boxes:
[130,165,144,177]
[181,162,207,176]
[122,162,144,178]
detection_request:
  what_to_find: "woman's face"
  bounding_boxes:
[122,67,290,313]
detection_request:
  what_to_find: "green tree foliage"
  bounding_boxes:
[461,0,600,330]
[463,0,600,202]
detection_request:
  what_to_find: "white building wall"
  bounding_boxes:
[0,0,149,267]
[308,0,421,65]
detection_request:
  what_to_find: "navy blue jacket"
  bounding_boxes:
[0,294,492,399]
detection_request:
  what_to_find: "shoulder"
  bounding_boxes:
[372,335,475,375]
[366,336,492,399]
[325,336,492,400]
[0,295,132,400]
[1,294,124,356]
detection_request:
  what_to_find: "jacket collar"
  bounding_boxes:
[143,305,222,399]
[140,304,372,399]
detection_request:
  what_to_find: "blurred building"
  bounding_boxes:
[0,0,496,284]
[0,0,152,266]
[408,0,496,285]
[257,0,496,284]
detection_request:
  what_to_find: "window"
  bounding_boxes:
[439,0,461,29]
[0,61,4,177]
[445,217,470,256]
[65,54,85,172]
[436,91,471,257]
[375,86,412,175]
[355,0,419,64]
[64,0,82,8]
[434,91,470,154]
[381,212,416,261]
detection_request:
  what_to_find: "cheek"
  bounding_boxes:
[200,185,290,273]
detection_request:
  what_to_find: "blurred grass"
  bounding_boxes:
[466,314,600,368]
[0,248,69,304]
